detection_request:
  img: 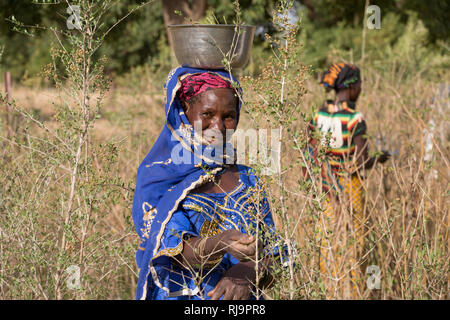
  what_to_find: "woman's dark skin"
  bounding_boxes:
[184,87,240,194]
[175,88,273,300]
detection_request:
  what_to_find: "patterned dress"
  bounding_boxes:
[145,165,286,300]
[309,100,367,298]
[309,100,367,179]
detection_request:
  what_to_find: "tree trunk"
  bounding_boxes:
[301,0,317,21]
[162,0,207,65]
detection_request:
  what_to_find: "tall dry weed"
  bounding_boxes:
[0,0,448,300]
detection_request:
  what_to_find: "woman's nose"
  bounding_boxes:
[210,117,225,132]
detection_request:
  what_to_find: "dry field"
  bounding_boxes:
[0,63,448,299]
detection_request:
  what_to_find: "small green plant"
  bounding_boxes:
[0,0,447,300]
[0,0,154,299]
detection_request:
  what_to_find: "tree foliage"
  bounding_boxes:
[0,0,447,82]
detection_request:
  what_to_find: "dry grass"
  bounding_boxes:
[0,62,448,299]
[263,67,449,299]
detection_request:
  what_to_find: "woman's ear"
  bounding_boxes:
[182,100,191,114]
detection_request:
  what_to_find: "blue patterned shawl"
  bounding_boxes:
[132,66,241,300]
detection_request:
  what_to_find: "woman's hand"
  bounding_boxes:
[220,229,263,262]
[178,230,262,267]
[377,150,391,163]
[207,262,255,300]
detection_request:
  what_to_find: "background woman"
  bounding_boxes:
[308,63,390,298]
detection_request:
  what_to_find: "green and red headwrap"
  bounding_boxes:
[177,72,234,102]
[320,63,361,91]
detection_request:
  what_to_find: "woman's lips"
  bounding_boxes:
[201,128,231,146]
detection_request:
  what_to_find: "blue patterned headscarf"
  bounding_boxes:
[132,66,241,300]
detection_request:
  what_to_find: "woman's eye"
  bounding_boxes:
[202,112,211,117]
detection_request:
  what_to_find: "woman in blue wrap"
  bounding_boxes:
[132,66,287,300]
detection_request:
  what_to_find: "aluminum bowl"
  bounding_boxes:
[168,24,255,70]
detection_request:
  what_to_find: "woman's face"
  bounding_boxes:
[349,81,362,101]
[184,88,238,145]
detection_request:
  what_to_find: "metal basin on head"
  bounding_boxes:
[168,24,255,70]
